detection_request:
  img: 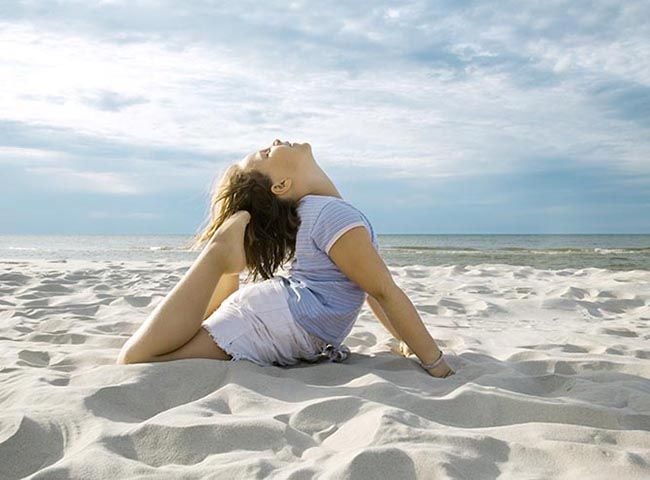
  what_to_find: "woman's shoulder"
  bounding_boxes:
[301,195,373,226]
[300,195,377,248]
[299,194,341,204]
[299,194,359,212]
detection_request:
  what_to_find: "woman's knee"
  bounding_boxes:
[115,339,150,364]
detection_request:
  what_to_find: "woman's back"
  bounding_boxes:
[277,194,379,346]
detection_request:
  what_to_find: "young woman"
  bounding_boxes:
[116,140,455,379]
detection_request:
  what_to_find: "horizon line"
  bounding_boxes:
[1,233,650,236]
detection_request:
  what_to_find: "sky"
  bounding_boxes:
[1,0,649,235]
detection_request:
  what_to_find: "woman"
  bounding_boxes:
[116,140,455,378]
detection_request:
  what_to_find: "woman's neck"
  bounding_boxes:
[300,169,342,199]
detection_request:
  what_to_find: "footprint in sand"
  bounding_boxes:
[17,349,51,367]
[123,295,153,308]
[599,327,639,338]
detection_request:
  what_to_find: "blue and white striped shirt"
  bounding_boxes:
[277,194,379,348]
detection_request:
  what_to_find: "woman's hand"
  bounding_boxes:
[425,358,455,378]
[397,339,413,357]
[395,340,455,378]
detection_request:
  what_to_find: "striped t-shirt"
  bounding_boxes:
[276,194,379,348]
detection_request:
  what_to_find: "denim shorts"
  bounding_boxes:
[201,276,339,367]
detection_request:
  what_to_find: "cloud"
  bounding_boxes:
[0,1,647,182]
[0,0,648,232]
[87,210,161,219]
[589,79,650,127]
[80,90,149,112]
[0,146,70,165]
[0,119,232,195]
[24,166,142,195]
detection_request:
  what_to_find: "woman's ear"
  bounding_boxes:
[271,177,292,196]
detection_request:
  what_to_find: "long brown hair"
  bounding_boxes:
[185,163,301,282]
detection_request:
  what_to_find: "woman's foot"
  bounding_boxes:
[209,210,251,274]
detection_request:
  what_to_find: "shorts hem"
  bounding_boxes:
[201,325,246,362]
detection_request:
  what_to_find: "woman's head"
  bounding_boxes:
[237,139,317,201]
[187,160,301,282]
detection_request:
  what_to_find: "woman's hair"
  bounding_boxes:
[185,163,301,282]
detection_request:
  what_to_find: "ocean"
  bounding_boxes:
[1,234,649,271]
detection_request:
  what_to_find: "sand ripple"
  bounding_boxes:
[1,259,649,479]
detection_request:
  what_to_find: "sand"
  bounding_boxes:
[1,258,649,479]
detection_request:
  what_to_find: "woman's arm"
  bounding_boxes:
[366,295,414,357]
[371,284,442,365]
[328,226,454,378]
[366,294,401,340]
[202,272,240,320]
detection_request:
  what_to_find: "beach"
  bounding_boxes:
[1,256,649,479]
[3,0,649,476]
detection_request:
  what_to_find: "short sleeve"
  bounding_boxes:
[310,200,371,255]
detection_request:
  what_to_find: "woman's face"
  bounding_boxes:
[238,139,314,181]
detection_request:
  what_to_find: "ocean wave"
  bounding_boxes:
[384,246,480,252]
[385,246,650,255]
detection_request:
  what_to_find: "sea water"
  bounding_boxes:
[1,234,649,271]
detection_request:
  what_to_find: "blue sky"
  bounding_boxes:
[1,0,649,235]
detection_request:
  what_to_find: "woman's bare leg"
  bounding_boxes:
[142,327,233,362]
[116,211,251,364]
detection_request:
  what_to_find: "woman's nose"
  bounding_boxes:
[273,138,282,146]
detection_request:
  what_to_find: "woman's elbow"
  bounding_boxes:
[370,280,401,303]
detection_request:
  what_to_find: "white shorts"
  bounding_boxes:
[201,276,342,367]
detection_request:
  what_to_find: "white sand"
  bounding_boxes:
[1,258,649,479]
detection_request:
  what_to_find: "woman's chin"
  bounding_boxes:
[302,144,316,161]
[294,142,311,155]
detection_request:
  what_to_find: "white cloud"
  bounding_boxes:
[24,166,142,194]
[0,146,71,165]
[0,0,648,195]
[88,210,161,219]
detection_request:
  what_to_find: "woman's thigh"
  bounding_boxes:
[153,327,232,362]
